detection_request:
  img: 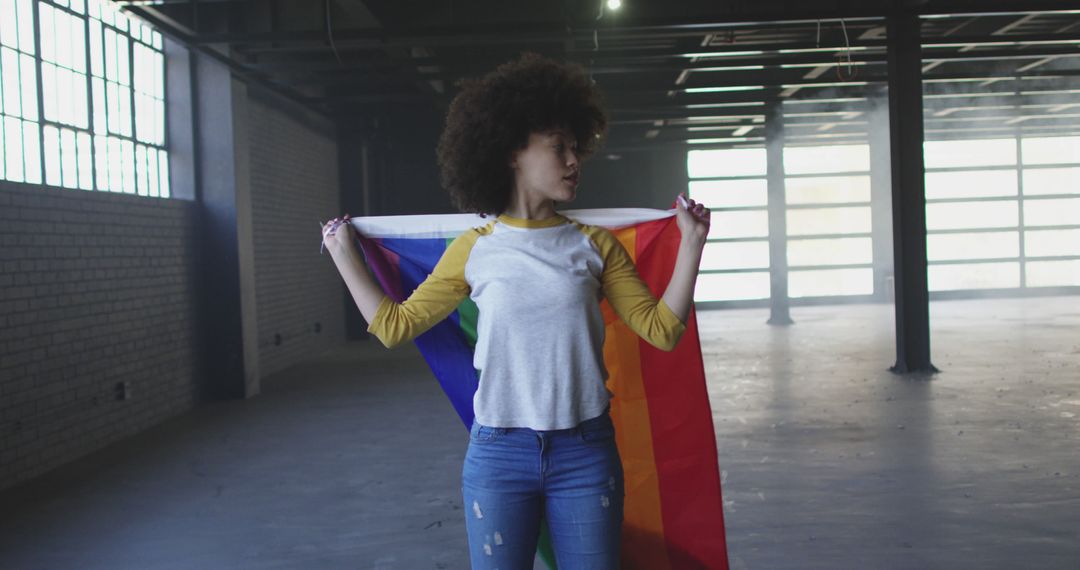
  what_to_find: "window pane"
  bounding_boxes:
[925,170,1017,200]
[926,201,1018,230]
[40,7,56,63]
[53,7,69,68]
[784,144,870,174]
[689,178,767,208]
[44,124,61,185]
[134,43,149,94]
[927,231,1019,261]
[39,62,55,120]
[147,144,158,197]
[0,124,5,178]
[695,272,770,302]
[709,210,769,239]
[688,148,766,178]
[118,84,131,135]
[924,138,1016,168]
[787,206,872,236]
[105,80,118,132]
[1025,229,1080,258]
[99,0,115,26]
[21,119,39,183]
[787,237,872,266]
[157,148,168,197]
[5,115,24,181]
[61,127,77,188]
[928,262,1019,291]
[62,67,77,125]
[94,133,107,189]
[1023,199,1080,227]
[55,66,70,124]
[77,131,92,189]
[789,268,873,297]
[91,77,104,132]
[701,241,769,271]
[89,18,102,77]
[19,53,36,121]
[154,98,164,144]
[154,51,163,98]
[16,0,34,55]
[786,175,870,204]
[1023,168,1080,196]
[2,47,20,117]
[1021,136,1080,166]
[74,72,88,128]
[71,14,86,74]
[134,91,147,142]
[135,143,147,195]
[121,138,134,193]
[0,0,18,50]
[1026,260,1080,287]
[104,27,116,81]
[116,35,129,86]
[107,135,121,190]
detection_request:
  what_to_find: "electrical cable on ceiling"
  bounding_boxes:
[326,0,344,67]
[837,18,856,80]
[593,0,604,52]
[588,0,605,84]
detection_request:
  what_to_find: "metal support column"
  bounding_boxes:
[766,105,793,325]
[868,88,895,302]
[886,8,937,374]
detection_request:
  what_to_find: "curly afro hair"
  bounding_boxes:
[436,52,609,216]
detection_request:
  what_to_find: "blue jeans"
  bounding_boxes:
[461,410,625,569]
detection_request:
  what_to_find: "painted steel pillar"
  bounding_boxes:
[886,8,937,373]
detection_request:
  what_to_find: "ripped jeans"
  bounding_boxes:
[461,410,625,569]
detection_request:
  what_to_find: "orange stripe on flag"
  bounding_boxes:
[603,227,673,570]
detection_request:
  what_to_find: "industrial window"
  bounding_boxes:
[688,144,876,302]
[1020,136,1080,287]
[0,0,168,197]
[783,144,874,298]
[924,136,1080,290]
[688,148,771,302]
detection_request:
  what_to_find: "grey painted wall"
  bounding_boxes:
[249,93,345,379]
[0,181,201,491]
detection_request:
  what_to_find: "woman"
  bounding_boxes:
[322,53,710,569]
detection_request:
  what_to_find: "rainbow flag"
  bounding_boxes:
[351,208,728,569]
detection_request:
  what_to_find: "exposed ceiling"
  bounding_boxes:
[118,0,1080,151]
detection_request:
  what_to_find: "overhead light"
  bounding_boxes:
[685,85,764,93]
[607,0,622,10]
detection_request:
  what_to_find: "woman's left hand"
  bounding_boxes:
[675,193,710,248]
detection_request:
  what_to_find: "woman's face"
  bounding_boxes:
[510,128,580,204]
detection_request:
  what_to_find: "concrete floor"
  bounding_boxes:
[1,296,1078,569]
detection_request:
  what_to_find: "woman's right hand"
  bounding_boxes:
[322,215,359,259]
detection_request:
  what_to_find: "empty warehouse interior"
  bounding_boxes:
[1,0,1078,568]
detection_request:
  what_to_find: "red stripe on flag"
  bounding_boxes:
[634,217,729,569]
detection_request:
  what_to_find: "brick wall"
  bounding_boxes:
[0,181,201,491]
[248,96,347,379]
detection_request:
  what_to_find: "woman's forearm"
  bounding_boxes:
[331,246,387,325]
[661,237,705,323]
